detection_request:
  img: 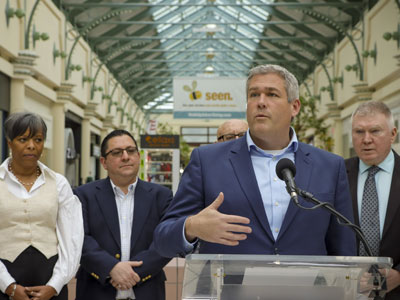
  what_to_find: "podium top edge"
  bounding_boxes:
[185,254,392,266]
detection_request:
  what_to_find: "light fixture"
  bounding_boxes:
[205,47,215,59]
[204,66,214,73]
[193,23,224,36]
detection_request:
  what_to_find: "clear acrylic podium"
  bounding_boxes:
[181,254,392,300]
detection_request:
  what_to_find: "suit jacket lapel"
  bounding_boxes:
[96,178,121,248]
[130,180,152,249]
[278,143,312,238]
[229,138,274,240]
[346,158,360,226]
[382,151,400,239]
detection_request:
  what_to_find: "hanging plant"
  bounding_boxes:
[293,96,333,152]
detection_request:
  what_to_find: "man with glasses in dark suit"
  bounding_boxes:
[216,119,248,143]
[74,129,172,300]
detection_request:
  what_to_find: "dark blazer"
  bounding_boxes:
[346,150,400,300]
[154,135,356,258]
[74,178,172,300]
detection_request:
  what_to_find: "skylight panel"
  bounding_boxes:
[157,24,172,33]
[152,5,178,21]
[236,26,257,39]
[237,13,254,24]
[182,6,199,19]
[155,102,173,110]
[223,6,239,19]
[242,5,270,22]
[249,24,263,33]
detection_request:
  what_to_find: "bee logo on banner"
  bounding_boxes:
[174,77,246,119]
[183,81,202,101]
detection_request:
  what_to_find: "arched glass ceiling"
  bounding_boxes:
[55,0,372,114]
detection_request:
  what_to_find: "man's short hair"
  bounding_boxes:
[246,64,299,103]
[352,101,395,128]
[101,129,138,157]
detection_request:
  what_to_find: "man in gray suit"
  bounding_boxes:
[345,101,400,299]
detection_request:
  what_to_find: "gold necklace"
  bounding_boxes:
[8,161,41,186]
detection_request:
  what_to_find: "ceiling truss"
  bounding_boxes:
[54,0,372,114]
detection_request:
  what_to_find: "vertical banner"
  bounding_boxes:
[147,119,158,134]
[173,77,246,119]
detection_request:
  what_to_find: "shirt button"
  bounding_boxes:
[273,177,278,181]
[275,228,279,233]
[275,202,279,206]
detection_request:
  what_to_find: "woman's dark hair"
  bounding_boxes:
[4,112,47,141]
[100,129,138,157]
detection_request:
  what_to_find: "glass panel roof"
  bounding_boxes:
[55,0,369,114]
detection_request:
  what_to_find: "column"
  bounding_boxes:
[326,103,342,156]
[10,50,38,113]
[51,102,66,174]
[52,82,75,174]
[10,78,25,113]
[352,81,375,102]
[99,128,109,179]
[81,117,91,183]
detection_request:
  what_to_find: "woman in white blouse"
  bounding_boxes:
[0,112,83,300]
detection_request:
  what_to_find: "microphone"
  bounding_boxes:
[276,158,298,201]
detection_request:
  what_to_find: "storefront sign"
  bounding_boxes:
[140,134,180,149]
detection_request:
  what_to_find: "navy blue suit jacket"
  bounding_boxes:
[154,136,356,258]
[74,178,172,300]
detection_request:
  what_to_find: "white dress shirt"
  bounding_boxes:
[110,179,137,300]
[0,158,84,294]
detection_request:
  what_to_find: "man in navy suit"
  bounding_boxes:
[74,129,172,300]
[154,64,356,258]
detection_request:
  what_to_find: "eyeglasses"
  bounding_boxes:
[104,147,138,158]
[217,131,246,142]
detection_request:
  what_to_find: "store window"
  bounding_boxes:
[181,127,218,146]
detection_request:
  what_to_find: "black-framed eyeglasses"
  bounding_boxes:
[104,147,138,158]
[217,131,246,142]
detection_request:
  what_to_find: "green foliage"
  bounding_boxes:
[157,122,191,167]
[293,96,334,152]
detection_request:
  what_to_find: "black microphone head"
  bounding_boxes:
[276,158,296,180]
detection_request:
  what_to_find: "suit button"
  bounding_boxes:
[115,254,120,259]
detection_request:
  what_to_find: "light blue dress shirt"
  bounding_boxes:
[357,150,395,238]
[246,128,299,240]
[182,128,299,250]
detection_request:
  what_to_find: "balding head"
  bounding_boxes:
[217,119,248,142]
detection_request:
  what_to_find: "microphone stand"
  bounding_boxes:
[293,188,386,300]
